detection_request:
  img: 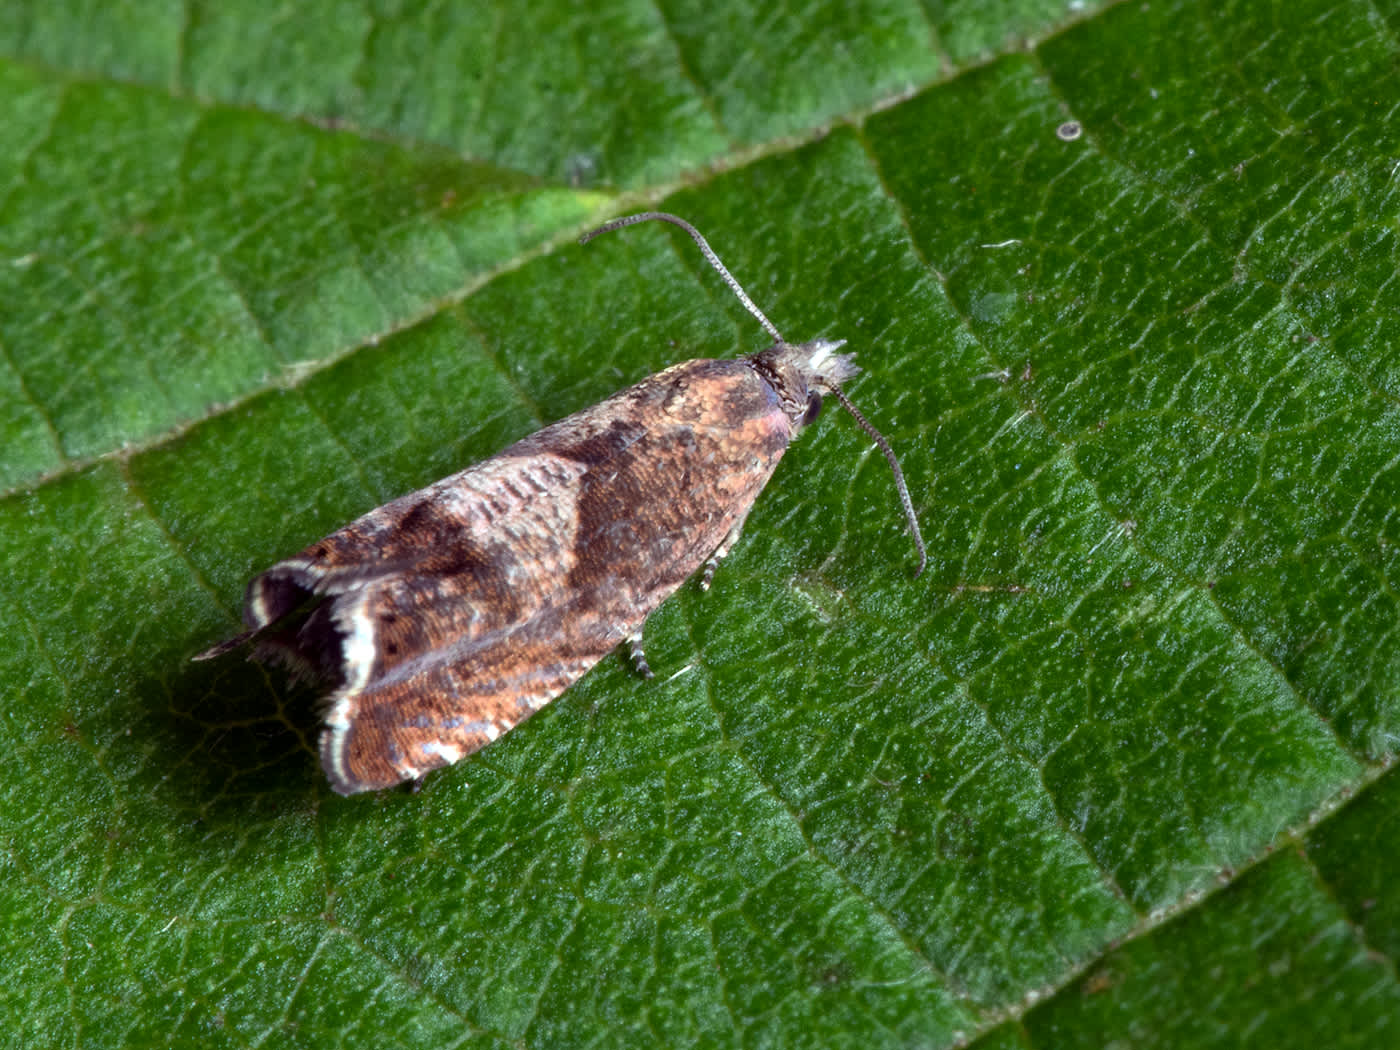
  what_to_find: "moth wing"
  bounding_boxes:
[204,357,799,794]
[319,594,625,794]
[318,360,799,793]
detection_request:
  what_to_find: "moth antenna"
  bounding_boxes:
[580,212,786,345]
[825,383,928,578]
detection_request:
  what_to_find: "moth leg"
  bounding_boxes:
[701,520,747,591]
[626,630,654,680]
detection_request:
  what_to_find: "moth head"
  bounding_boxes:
[753,338,860,430]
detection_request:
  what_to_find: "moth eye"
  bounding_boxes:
[802,392,823,425]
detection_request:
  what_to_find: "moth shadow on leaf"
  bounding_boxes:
[163,644,328,814]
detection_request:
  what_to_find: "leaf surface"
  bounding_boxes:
[2,1,1398,1047]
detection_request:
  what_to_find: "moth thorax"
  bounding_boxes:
[750,338,861,427]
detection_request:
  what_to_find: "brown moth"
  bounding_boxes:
[197,212,925,795]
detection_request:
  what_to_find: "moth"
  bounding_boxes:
[197,212,925,795]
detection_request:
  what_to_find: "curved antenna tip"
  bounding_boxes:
[579,212,786,345]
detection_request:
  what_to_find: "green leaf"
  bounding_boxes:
[2,1,1397,1047]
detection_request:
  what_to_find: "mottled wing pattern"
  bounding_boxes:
[241,358,796,793]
